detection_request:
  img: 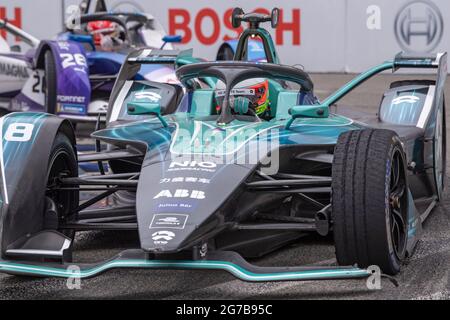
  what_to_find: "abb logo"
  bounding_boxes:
[0,7,22,41]
[169,8,300,46]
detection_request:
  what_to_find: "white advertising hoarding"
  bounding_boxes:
[1,0,449,72]
[346,0,448,71]
[0,0,62,42]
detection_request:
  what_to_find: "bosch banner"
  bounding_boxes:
[0,0,62,43]
[1,0,449,72]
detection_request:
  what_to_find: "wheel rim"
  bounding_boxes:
[389,148,408,259]
[46,149,76,224]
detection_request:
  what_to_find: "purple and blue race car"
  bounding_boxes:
[0,1,266,124]
[0,9,192,123]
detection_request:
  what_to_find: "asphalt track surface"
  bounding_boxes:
[0,74,449,300]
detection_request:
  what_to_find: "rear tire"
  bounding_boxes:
[332,129,409,275]
[44,50,57,114]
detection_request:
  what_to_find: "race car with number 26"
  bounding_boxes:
[0,0,193,123]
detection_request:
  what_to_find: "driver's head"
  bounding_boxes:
[87,20,122,51]
[214,78,269,117]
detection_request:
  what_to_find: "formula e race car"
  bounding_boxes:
[0,2,268,124]
[0,0,192,123]
[0,10,446,282]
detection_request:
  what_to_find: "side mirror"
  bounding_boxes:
[285,105,329,129]
[127,102,168,127]
[271,8,280,28]
[161,35,183,49]
[162,35,183,44]
[68,34,96,51]
[289,105,328,118]
[231,7,245,28]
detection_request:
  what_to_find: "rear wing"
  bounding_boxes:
[321,52,447,107]
[127,48,194,65]
[393,52,447,69]
[287,52,447,129]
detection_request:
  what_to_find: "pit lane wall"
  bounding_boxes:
[1,0,449,73]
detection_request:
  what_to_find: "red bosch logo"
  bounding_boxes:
[168,8,301,46]
[0,7,22,41]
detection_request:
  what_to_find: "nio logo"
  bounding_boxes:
[153,189,206,200]
[392,95,420,105]
[169,161,217,169]
[394,0,443,53]
[152,230,175,245]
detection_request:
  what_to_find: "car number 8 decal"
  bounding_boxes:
[4,123,34,142]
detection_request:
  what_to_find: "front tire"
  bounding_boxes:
[44,50,57,114]
[332,129,409,275]
[45,133,78,238]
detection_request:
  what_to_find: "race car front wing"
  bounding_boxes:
[0,250,371,282]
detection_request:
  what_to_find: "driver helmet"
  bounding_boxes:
[214,78,270,117]
[87,20,122,51]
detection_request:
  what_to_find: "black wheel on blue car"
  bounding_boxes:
[45,133,78,239]
[44,50,57,114]
[332,129,409,275]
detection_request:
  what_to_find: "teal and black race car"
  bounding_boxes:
[0,10,446,282]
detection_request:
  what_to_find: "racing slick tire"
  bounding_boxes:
[45,132,79,239]
[390,80,447,201]
[332,129,409,275]
[44,50,58,114]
